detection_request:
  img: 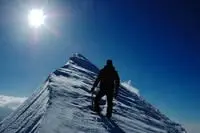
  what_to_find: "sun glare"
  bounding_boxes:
[28,9,45,28]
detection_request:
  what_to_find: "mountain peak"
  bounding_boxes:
[65,53,99,74]
[72,53,89,61]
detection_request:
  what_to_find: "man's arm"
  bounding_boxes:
[91,71,101,92]
[114,71,120,97]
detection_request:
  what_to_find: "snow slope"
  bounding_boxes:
[0,53,187,133]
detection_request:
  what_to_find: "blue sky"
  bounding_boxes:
[0,0,199,132]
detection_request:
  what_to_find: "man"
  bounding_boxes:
[91,60,120,118]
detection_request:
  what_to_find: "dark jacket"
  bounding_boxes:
[92,65,120,94]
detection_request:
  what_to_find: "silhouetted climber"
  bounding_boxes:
[91,59,120,118]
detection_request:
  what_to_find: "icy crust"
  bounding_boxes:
[0,54,187,133]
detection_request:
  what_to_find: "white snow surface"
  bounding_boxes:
[0,54,187,133]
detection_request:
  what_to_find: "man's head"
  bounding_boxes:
[106,59,113,66]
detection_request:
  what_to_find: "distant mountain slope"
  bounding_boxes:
[0,53,187,133]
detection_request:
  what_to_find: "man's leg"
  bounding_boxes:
[94,90,105,113]
[106,90,114,118]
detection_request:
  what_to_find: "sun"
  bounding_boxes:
[28,9,45,28]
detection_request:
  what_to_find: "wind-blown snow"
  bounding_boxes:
[121,80,139,96]
[0,53,187,133]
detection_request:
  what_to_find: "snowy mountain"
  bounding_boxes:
[0,53,187,133]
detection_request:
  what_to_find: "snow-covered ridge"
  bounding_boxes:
[0,53,187,133]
